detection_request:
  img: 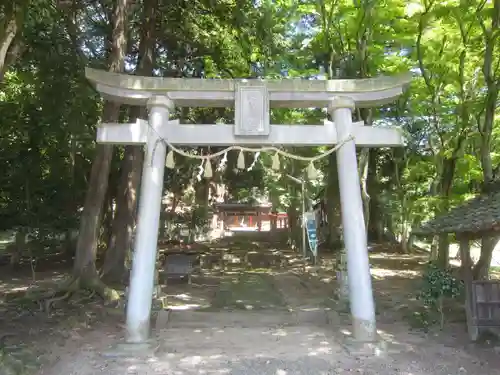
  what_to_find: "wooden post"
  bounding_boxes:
[459,235,479,341]
[270,211,277,232]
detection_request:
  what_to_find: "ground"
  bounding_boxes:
[1,239,500,375]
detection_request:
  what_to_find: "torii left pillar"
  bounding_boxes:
[126,96,173,343]
[329,97,376,342]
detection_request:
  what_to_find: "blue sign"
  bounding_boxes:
[304,212,318,257]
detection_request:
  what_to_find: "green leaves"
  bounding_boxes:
[416,261,463,329]
[419,261,463,302]
[0,2,99,232]
[0,0,498,256]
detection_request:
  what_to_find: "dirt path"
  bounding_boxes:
[35,249,500,375]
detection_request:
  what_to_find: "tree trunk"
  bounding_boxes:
[474,0,500,280]
[358,148,370,231]
[367,149,383,242]
[357,108,373,238]
[354,1,374,238]
[392,149,412,249]
[9,228,26,268]
[430,235,439,261]
[437,233,450,268]
[436,167,452,266]
[102,145,143,282]
[102,0,157,281]
[400,223,412,253]
[473,236,496,280]
[101,170,118,249]
[73,142,115,279]
[326,153,342,249]
[191,177,211,240]
[64,228,76,261]
[436,156,462,267]
[287,203,300,249]
[72,0,129,294]
[459,237,479,341]
[0,1,27,81]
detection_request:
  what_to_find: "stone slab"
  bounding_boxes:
[155,309,171,331]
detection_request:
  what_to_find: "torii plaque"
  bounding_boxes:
[85,68,411,344]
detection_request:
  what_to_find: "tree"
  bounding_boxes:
[2,0,500,300]
[102,0,158,283]
[71,0,129,299]
[0,0,29,81]
[473,0,500,279]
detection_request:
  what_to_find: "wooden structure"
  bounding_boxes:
[414,180,500,340]
[163,253,196,284]
[472,281,500,330]
[214,203,288,231]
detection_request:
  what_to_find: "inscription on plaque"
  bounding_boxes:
[234,84,270,136]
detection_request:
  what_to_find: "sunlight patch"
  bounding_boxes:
[371,269,420,278]
[169,304,200,310]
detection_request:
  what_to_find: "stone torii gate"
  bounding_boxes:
[85,68,410,345]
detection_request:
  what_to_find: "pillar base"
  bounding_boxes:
[341,336,388,357]
[352,317,377,342]
[101,340,159,358]
[325,305,398,358]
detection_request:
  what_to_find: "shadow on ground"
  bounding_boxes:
[1,237,500,375]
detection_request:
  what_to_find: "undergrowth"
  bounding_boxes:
[409,262,463,331]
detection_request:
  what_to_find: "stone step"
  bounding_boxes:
[166,310,296,329]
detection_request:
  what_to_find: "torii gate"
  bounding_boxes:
[85,68,411,345]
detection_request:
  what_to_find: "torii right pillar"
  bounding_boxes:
[329,97,376,342]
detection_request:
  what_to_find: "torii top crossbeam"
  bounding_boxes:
[85,68,411,147]
[86,68,411,109]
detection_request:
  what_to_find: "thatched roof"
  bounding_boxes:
[413,181,500,238]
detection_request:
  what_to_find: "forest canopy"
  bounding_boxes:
[0,0,499,282]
